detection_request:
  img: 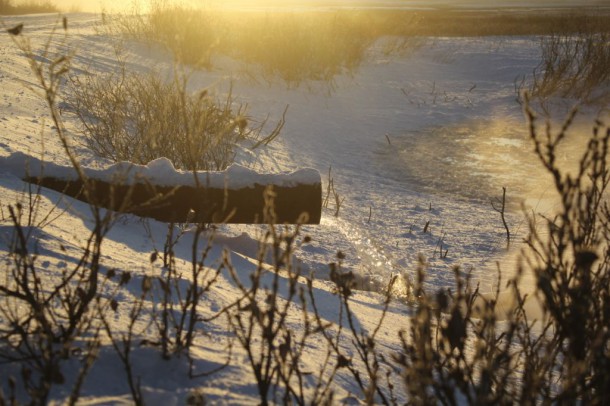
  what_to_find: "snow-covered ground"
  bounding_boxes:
[0,9,605,404]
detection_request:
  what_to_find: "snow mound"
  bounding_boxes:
[0,152,321,189]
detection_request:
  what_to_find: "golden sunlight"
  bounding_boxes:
[13,0,603,14]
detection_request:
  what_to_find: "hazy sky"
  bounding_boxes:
[14,0,610,13]
[37,0,152,13]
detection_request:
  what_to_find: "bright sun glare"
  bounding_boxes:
[29,0,319,13]
[15,0,603,13]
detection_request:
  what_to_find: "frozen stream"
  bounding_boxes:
[215,35,601,293]
[210,36,551,292]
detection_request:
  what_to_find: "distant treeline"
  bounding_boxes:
[114,5,610,86]
[0,0,58,15]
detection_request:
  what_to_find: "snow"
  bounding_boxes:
[0,152,321,188]
[0,7,606,404]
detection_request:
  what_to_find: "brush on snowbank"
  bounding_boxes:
[70,69,285,172]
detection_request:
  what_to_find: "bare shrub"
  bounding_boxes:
[322,166,345,217]
[215,190,332,405]
[392,105,610,403]
[96,270,148,406]
[150,222,222,358]
[0,202,107,404]
[70,71,285,171]
[0,20,114,404]
[312,252,399,405]
[521,104,610,402]
[212,193,401,404]
[393,260,525,404]
[525,15,610,104]
[2,17,278,404]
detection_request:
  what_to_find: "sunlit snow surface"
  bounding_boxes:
[0,152,321,188]
[0,10,605,404]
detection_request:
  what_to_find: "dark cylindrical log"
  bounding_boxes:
[26,176,322,224]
